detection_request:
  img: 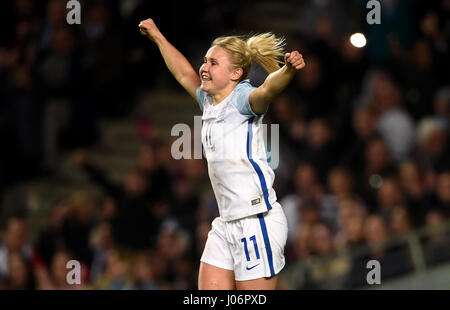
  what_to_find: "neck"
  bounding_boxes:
[212,83,236,105]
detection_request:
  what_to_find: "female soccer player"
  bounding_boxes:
[139,18,305,290]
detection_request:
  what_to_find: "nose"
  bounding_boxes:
[200,62,209,73]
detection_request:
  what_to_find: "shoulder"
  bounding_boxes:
[230,80,262,117]
[231,80,255,104]
[233,80,255,93]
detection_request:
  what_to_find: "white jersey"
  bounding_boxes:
[196,80,277,221]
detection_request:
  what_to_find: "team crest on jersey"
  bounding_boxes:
[251,198,261,205]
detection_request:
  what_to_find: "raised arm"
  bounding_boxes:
[139,18,201,100]
[249,51,305,115]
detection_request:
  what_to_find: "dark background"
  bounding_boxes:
[0,0,449,290]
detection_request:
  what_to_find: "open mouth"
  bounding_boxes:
[201,73,211,82]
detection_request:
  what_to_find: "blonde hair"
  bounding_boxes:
[212,32,285,81]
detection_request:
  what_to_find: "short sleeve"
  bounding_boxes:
[196,86,205,112]
[231,81,263,117]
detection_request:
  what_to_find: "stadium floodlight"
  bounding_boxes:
[350,33,367,48]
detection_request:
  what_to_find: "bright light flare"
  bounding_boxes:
[350,33,367,48]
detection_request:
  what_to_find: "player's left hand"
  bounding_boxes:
[284,51,306,71]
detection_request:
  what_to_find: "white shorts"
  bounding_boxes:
[200,202,288,281]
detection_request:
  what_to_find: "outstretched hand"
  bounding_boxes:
[284,51,306,71]
[138,18,162,42]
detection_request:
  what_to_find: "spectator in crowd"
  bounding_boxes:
[1,251,36,290]
[89,221,116,284]
[35,23,90,174]
[364,215,413,278]
[376,177,406,221]
[281,163,336,245]
[136,143,173,202]
[266,93,307,196]
[0,217,35,287]
[390,205,414,236]
[343,106,378,173]
[309,222,335,257]
[270,92,307,152]
[168,175,200,241]
[130,251,157,290]
[358,136,397,210]
[73,149,155,250]
[415,116,450,173]
[90,249,132,290]
[326,167,355,231]
[305,222,350,289]
[416,4,450,85]
[149,222,193,289]
[433,86,450,121]
[398,161,435,226]
[435,171,450,216]
[289,223,313,263]
[425,210,450,266]
[35,200,70,268]
[292,55,334,120]
[59,192,95,268]
[36,249,86,290]
[370,71,415,163]
[334,197,368,250]
[302,118,339,182]
[81,0,127,117]
[345,215,413,288]
[327,167,355,201]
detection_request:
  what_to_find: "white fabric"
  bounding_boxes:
[200,202,287,281]
[196,80,277,221]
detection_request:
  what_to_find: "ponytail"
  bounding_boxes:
[246,33,285,74]
[212,32,285,81]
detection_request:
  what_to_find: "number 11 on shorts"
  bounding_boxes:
[241,235,260,261]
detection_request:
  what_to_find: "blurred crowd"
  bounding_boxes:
[0,0,212,186]
[0,142,214,290]
[1,0,450,290]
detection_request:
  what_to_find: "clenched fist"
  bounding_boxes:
[284,51,306,71]
[138,18,162,42]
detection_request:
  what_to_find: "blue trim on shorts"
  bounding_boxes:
[257,213,275,277]
[246,117,272,211]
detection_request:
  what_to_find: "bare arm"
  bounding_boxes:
[249,51,305,115]
[139,18,201,100]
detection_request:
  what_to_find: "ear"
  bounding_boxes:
[230,67,244,81]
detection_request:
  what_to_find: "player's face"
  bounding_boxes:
[199,46,236,94]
